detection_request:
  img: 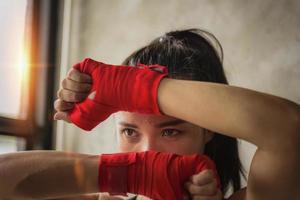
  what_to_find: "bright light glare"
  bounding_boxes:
[0,0,28,119]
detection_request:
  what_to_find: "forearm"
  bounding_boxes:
[47,193,100,200]
[0,151,99,199]
[158,78,300,148]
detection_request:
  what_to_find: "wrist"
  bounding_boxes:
[157,78,174,115]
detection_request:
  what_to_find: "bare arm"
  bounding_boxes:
[158,78,300,200]
[0,151,99,199]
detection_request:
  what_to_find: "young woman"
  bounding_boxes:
[0,29,299,200]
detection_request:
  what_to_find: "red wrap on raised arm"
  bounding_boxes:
[68,58,168,131]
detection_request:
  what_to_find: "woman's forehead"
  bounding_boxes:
[113,112,202,131]
[114,111,177,123]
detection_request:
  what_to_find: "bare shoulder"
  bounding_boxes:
[227,187,247,200]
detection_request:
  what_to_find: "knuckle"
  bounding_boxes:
[190,185,201,194]
[68,69,80,81]
[62,90,72,101]
[54,99,71,112]
[68,79,85,92]
[193,176,203,185]
[195,187,203,194]
[53,99,60,110]
[68,79,78,91]
[67,69,75,78]
[78,74,87,82]
[204,170,213,176]
[61,78,68,88]
[74,82,84,92]
[57,89,63,98]
[191,173,199,180]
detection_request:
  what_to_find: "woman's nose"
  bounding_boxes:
[140,138,162,152]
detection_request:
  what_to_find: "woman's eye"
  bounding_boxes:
[122,128,138,138]
[162,129,181,137]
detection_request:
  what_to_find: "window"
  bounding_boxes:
[0,0,61,150]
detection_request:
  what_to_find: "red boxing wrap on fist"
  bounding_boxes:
[99,151,221,200]
[68,58,168,131]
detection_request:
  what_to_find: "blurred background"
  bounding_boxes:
[0,0,299,197]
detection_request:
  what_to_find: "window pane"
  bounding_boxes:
[0,0,28,119]
[0,135,26,154]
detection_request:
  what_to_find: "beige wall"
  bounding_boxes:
[55,0,300,195]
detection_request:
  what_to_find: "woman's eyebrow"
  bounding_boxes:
[155,119,187,127]
[118,122,139,128]
[118,119,186,128]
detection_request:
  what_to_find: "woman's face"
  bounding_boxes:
[114,111,214,155]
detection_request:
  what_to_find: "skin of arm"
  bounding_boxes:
[47,194,100,200]
[158,78,300,200]
[0,151,99,199]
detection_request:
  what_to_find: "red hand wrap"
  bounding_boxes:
[69,58,168,131]
[99,151,221,200]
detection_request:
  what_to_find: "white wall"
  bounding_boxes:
[55,0,300,195]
